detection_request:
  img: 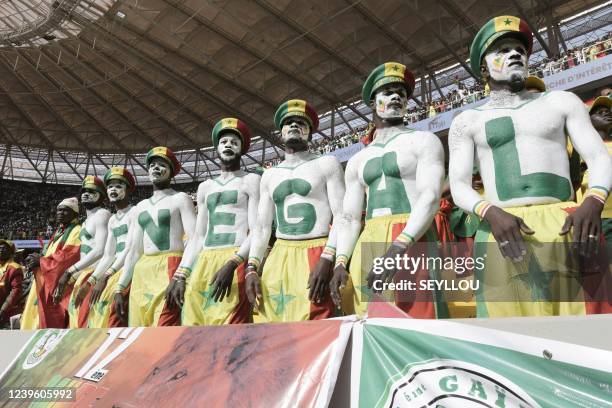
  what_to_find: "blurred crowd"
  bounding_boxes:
[406,34,612,123]
[0,180,199,240]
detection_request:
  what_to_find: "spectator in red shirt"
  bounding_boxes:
[0,240,23,328]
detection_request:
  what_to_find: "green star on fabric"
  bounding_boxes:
[504,18,512,25]
[199,289,218,311]
[269,282,295,315]
[392,64,399,71]
[358,284,373,303]
[143,293,154,310]
[96,300,109,315]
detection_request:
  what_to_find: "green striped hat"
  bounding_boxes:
[146,146,181,177]
[274,99,319,131]
[81,175,106,196]
[470,16,533,79]
[104,167,136,192]
[362,62,415,103]
[212,118,252,154]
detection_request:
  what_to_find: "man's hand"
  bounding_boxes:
[165,279,186,309]
[307,257,333,304]
[484,206,534,261]
[113,292,128,324]
[330,264,349,309]
[367,244,407,292]
[52,271,72,305]
[560,197,604,256]
[89,277,109,308]
[245,269,262,308]
[74,281,92,308]
[210,260,239,303]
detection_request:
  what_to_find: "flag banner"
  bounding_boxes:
[0,319,351,407]
[352,318,612,408]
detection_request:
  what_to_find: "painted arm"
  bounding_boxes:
[394,133,444,244]
[235,174,261,261]
[320,157,346,261]
[247,174,275,271]
[334,158,365,268]
[449,112,483,214]
[179,192,197,242]
[564,92,612,195]
[90,222,117,282]
[115,213,144,292]
[175,183,209,279]
[108,210,137,274]
[70,212,110,278]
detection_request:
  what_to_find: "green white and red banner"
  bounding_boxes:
[351,318,612,408]
[1,315,612,407]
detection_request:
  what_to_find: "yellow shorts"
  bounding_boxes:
[129,252,182,327]
[68,267,94,328]
[182,247,250,326]
[87,271,122,328]
[258,237,334,323]
[475,202,612,317]
[343,213,446,319]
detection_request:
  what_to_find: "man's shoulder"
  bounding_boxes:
[96,207,112,220]
[242,172,261,183]
[314,154,341,168]
[346,147,370,167]
[173,191,192,203]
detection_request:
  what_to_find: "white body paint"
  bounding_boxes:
[178,170,261,271]
[483,38,528,83]
[90,205,137,281]
[448,90,612,212]
[117,189,196,289]
[248,152,345,264]
[336,126,444,259]
[375,84,408,119]
[72,206,111,278]
[217,134,242,162]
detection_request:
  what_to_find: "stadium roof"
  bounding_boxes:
[0,0,606,184]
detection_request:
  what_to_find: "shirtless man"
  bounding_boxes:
[330,62,446,318]
[586,97,612,242]
[245,100,345,322]
[114,147,196,326]
[448,16,612,317]
[168,118,259,325]
[54,176,110,328]
[74,167,137,328]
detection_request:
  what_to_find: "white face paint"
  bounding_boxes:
[374,84,408,119]
[148,158,171,183]
[281,117,310,144]
[81,189,101,204]
[483,37,528,83]
[217,133,242,161]
[107,180,127,203]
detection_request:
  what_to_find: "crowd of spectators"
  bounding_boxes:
[0,179,201,240]
[406,34,612,123]
[0,181,74,240]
